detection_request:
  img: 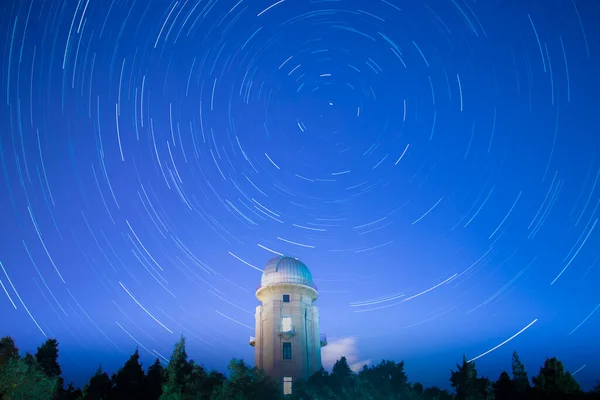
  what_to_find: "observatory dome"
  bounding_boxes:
[260,256,315,289]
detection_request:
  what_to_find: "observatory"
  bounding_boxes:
[249,256,327,395]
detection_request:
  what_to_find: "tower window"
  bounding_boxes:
[281,317,292,332]
[282,342,292,359]
[283,377,292,395]
[282,294,290,302]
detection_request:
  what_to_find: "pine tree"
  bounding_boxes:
[0,336,19,367]
[82,366,113,400]
[450,356,489,400]
[146,358,165,400]
[161,336,193,399]
[112,349,146,399]
[35,338,62,378]
[35,338,64,397]
[492,371,515,400]
[184,361,207,398]
[511,351,530,397]
[62,382,83,400]
[532,357,581,399]
[413,382,424,396]
[23,351,38,367]
[330,356,355,396]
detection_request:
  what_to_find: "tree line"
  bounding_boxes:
[1,335,599,400]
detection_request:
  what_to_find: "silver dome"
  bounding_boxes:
[260,256,315,289]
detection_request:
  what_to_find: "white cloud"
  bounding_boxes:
[321,336,371,373]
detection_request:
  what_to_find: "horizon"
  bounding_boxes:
[2,331,593,391]
[1,0,600,393]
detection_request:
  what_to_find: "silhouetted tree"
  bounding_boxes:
[111,349,145,399]
[413,382,424,397]
[82,366,113,400]
[145,358,165,399]
[590,382,600,400]
[330,356,355,397]
[450,356,490,400]
[187,361,208,398]
[195,368,225,400]
[0,356,58,399]
[290,368,336,400]
[161,336,193,399]
[532,357,581,400]
[62,382,83,400]
[0,336,19,367]
[36,338,62,378]
[511,351,530,398]
[23,351,38,367]
[492,371,515,400]
[35,338,64,398]
[422,386,453,400]
[358,359,411,399]
[211,358,282,400]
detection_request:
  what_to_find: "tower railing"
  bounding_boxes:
[320,333,327,347]
[279,324,295,335]
[256,281,319,291]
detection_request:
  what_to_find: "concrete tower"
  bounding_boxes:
[249,256,327,395]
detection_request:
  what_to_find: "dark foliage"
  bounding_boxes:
[111,349,145,399]
[36,339,63,378]
[491,371,514,400]
[449,356,491,400]
[532,357,582,400]
[145,358,166,399]
[0,337,19,366]
[511,351,529,398]
[0,335,598,400]
[211,358,282,400]
[82,366,112,400]
[62,383,83,400]
[35,338,65,399]
[0,355,58,399]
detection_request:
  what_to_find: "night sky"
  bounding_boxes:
[1,0,600,391]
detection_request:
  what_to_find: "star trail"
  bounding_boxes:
[1,0,600,390]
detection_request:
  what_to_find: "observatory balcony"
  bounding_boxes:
[320,334,327,347]
[249,336,256,347]
[279,324,295,337]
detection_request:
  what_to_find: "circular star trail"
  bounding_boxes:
[1,0,599,389]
